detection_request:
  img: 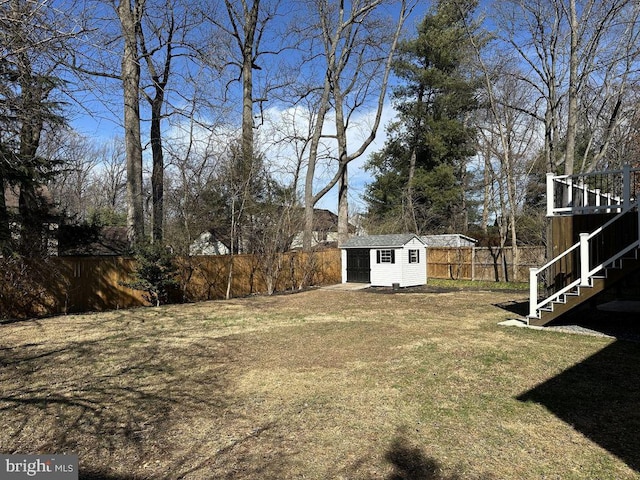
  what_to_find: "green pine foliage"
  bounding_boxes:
[125,242,178,307]
[365,0,482,234]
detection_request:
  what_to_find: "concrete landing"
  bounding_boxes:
[321,283,371,291]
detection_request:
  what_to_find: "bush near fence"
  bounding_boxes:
[0,249,342,320]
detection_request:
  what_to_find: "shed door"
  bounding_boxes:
[346,249,370,283]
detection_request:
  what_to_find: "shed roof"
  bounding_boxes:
[421,234,477,247]
[341,233,424,248]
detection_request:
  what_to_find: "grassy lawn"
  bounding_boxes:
[427,278,530,291]
[1,286,639,479]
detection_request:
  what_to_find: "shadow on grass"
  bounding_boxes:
[517,340,640,473]
[385,437,461,480]
[0,325,236,478]
[493,298,529,317]
[384,437,494,480]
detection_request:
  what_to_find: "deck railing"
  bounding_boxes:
[546,165,640,216]
[529,199,640,318]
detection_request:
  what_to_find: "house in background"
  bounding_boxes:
[189,208,355,255]
[189,228,231,256]
[290,209,355,249]
[422,234,477,248]
[340,233,427,287]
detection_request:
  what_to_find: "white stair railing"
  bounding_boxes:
[529,199,640,320]
[546,165,640,216]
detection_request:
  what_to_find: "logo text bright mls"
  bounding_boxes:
[5,458,52,476]
[0,455,78,479]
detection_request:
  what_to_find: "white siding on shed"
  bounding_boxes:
[370,248,403,286]
[369,238,426,287]
[401,237,427,287]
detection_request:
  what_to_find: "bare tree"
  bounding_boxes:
[494,0,640,175]
[138,3,173,243]
[201,0,287,239]
[115,0,146,244]
[43,129,99,221]
[297,0,414,250]
[92,138,128,218]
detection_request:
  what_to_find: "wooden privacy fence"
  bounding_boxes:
[178,250,341,303]
[0,246,544,320]
[427,246,546,282]
[0,249,341,319]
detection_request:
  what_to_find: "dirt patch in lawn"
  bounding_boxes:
[1,288,639,479]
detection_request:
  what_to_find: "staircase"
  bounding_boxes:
[528,165,640,326]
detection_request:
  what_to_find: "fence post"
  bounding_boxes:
[580,233,590,287]
[471,246,475,281]
[529,268,538,318]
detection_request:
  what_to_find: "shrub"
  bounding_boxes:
[124,243,178,307]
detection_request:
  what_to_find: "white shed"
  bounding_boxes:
[340,234,427,287]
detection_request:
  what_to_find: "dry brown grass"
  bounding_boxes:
[1,287,639,479]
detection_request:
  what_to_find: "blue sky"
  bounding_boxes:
[67,0,484,215]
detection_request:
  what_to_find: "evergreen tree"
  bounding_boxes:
[0,0,69,255]
[364,0,481,234]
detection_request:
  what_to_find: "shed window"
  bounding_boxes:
[376,249,395,264]
[408,249,420,263]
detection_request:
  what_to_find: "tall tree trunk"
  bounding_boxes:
[481,144,491,235]
[564,0,578,175]
[335,87,349,246]
[118,0,145,245]
[406,85,423,233]
[406,148,418,233]
[241,2,258,180]
[142,23,173,245]
[150,95,164,243]
[0,173,9,255]
[303,74,332,251]
[337,163,348,245]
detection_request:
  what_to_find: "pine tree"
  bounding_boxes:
[365,0,481,234]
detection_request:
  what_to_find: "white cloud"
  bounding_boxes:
[158,100,397,214]
[259,101,397,213]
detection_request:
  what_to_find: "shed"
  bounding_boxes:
[340,234,427,287]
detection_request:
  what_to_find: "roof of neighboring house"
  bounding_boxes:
[313,209,338,231]
[309,208,356,233]
[4,184,58,216]
[341,233,425,249]
[421,234,477,247]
